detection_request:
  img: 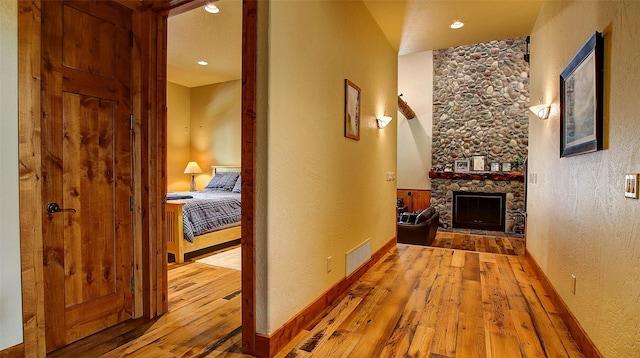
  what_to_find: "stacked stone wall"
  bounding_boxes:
[432,37,529,165]
[431,37,529,233]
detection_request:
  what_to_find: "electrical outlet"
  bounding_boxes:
[327,256,332,273]
[571,274,576,294]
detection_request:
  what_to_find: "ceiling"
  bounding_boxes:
[167,0,242,88]
[167,0,542,88]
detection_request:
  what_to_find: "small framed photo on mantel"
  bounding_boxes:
[472,155,486,171]
[455,159,470,172]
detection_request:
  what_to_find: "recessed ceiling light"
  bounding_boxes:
[197,60,208,66]
[204,4,220,14]
[450,21,464,29]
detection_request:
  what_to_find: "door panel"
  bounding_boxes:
[42,0,133,351]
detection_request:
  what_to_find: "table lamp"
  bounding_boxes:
[183,161,203,191]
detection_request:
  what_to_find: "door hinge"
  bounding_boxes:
[129,196,134,212]
[130,31,134,48]
[131,276,134,292]
[129,114,134,130]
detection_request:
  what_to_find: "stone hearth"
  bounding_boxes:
[429,170,525,232]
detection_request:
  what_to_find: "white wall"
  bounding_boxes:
[0,0,24,350]
[528,1,640,356]
[397,51,433,190]
[256,0,397,334]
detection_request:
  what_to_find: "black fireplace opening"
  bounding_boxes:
[452,191,506,231]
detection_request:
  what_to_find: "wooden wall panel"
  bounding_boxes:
[242,0,258,355]
[19,2,170,355]
[397,189,431,212]
[18,1,46,355]
[0,343,24,358]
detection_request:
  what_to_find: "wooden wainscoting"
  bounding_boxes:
[0,343,24,358]
[397,189,431,212]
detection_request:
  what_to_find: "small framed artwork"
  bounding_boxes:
[501,162,511,172]
[455,159,470,172]
[490,162,500,172]
[344,79,361,141]
[560,31,604,157]
[625,173,639,199]
[472,155,485,171]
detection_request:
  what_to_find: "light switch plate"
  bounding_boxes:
[386,172,396,182]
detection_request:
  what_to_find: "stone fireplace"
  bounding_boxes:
[429,38,529,233]
[429,171,525,232]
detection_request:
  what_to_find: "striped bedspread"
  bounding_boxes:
[168,191,241,243]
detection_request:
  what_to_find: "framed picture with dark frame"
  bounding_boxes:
[344,79,361,141]
[560,31,604,157]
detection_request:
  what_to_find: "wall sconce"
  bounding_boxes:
[204,0,220,13]
[529,103,551,120]
[377,115,393,129]
[184,161,203,191]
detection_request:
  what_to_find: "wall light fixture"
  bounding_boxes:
[377,115,393,129]
[529,103,551,120]
[204,1,220,14]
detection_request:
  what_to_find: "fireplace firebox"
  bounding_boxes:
[452,191,506,231]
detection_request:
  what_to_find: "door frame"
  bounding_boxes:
[17,0,258,355]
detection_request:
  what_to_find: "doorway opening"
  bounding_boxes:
[165,0,243,344]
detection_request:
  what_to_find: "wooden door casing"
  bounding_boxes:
[41,0,133,351]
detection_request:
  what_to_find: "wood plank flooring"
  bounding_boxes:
[48,244,582,358]
[48,263,245,357]
[277,245,582,357]
[431,231,525,256]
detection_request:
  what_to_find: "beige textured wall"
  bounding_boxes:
[256,0,398,334]
[397,51,433,190]
[166,80,241,191]
[190,80,242,189]
[0,0,23,349]
[167,81,191,192]
[528,1,640,356]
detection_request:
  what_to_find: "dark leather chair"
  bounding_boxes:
[397,207,439,246]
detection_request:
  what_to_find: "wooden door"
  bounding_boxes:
[41,0,133,351]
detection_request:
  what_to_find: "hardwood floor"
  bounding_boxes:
[48,244,583,358]
[431,231,526,256]
[48,263,246,357]
[277,245,583,357]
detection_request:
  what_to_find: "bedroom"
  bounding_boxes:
[165,1,243,266]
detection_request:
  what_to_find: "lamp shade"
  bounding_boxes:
[529,104,551,120]
[377,115,393,129]
[183,161,203,174]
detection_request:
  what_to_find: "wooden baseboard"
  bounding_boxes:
[254,236,397,358]
[523,253,602,358]
[0,343,24,358]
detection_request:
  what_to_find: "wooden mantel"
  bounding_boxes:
[429,170,525,182]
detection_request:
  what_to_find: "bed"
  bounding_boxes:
[166,166,241,263]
